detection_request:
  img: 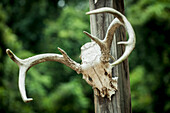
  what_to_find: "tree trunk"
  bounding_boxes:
[89,0,132,113]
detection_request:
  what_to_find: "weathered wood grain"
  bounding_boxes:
[89,0,132,113]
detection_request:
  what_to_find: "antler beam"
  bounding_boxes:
[6,48,81,102]
[85,7,136,66]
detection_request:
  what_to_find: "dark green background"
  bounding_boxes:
[0,0,169,113]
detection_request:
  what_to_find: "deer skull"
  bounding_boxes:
[6,7,136,102]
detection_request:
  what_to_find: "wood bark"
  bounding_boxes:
[89,0,132,113]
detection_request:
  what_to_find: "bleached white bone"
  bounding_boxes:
[83,18,123,62]
[6,48,81,102]
[86,7,136,66]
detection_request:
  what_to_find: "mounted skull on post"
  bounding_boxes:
[6,7,136,102]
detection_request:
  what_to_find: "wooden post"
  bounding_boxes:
[89,0,132,113]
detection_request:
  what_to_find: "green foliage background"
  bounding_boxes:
[0,0,169,113]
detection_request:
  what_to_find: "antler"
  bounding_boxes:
[6,48,81,102]
[84,7,136,66]
[83,18,122,62]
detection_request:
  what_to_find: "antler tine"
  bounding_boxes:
[6,49,33,102]
[104,18,123,50]
[83,31,105,49]
[86,7,136,66]
[57,47,82,73]
[83,31,112,62]
[6,49,23,66]
[6,48,81,102]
